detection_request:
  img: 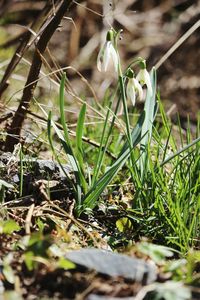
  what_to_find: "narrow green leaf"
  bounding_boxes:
[80,148,130,213]
[47,112,75,185]
[91,98,113,186]
[58,74,88,203]
[79,116,144,214]
[160,136,200,167]
[118,110,145,157]
[0,179,14,190]
[59,73,71,144]
[76,103,86,173]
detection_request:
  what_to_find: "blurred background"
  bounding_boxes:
[0,0,199,130]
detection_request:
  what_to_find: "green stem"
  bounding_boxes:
[92,85,121,185]
[118,63,136,169]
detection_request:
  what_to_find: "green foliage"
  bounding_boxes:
[0,219,20,234]
[186,250,200,283]
[137,242,174,264]
[76,103,86,178]
[150,281,191,300]
[139,67,157,178]
[0,179,14,203]
[57,257,75,270]
[44,49,199,252]
[47,73,147,216]
[116,217,133,233]
[20,219,76,272]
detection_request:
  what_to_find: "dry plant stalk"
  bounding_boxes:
[0,1,53,97]
[4,0,74,152]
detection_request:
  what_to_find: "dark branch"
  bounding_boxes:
[5,0,74,152]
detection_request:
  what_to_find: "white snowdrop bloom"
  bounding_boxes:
[97,41,118,73]
[136,67,153,96]
[126,77,143,107]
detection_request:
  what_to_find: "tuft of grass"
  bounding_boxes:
[47,73,148,216]
[42,28,199,252]
[126,104,200,252]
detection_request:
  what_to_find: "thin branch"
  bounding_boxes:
[0,1,53,97]
[5,0,74,152]
[155,19,200,69]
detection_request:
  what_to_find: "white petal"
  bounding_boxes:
[143,69,153,96]
[109,43,118,73]
[136,69,152,96]
[136,69,146,85]
[97,42,110,72]
[126,79,136,106]
[97,41,118,73]
[133,78,144,101]
[102,42,111,72]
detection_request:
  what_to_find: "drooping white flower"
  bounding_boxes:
[126,77,143,107]
[136,61,153,96]
[97,32,118,73]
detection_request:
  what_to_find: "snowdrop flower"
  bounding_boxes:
[136,60,153,96]
[97,30,118,73]
[126,69,143,107]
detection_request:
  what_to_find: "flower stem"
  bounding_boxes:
[118,62,137,176]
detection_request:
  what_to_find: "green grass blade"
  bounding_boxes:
[76,103,87,180]
[91,98,113,186]
[40,95,85,206]
[162,126,172,163]
[78,115,144,215]
[58,74,88,201]
[158,96,177,153]
[160,136,200,167]
[59,74,71,144]
[47,111,76,191]
[118,111,146,157]
[80,148,131,214]
[92,94,122,185]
